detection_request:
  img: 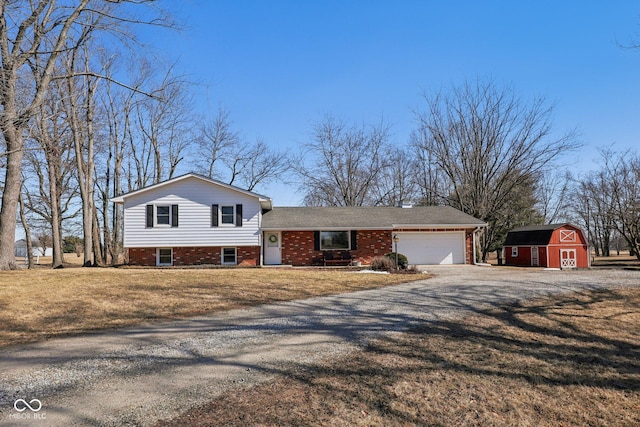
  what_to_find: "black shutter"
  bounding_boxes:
[350,230,357,250]
[211,204,219,227]
[146,205,154,228]
[171,205,179,227]
[235,204,243,227]
[313,231,320,251]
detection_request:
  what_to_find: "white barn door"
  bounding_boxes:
[560,249,576,269]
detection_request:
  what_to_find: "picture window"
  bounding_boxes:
[320,231,350,250]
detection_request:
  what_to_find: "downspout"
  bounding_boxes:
[259,231,264,266]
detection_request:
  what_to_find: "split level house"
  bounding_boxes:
[503,223,590,269]
[111,173,487,267]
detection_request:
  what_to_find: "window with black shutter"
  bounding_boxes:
[146,205,154,228]
[171,205,179,227]
[211,204,219,227]
[235,204,243,227]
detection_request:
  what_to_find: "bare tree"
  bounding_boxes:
[409,131,447,206]
[196,108,289,192]
[414,78,580,261]
[196,107,240,179]
[225,139,289,192]
[599,150,640,259]
[96,63,138,265]
[368,148,419,207]
[22,76,79,268]
[295,115,393,206]
[535,170,574,224]
[62,43,103,266]
[0,0,172,270]
[574,172,614,257]
[133,66,193,185]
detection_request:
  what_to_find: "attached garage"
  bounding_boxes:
[396,232,465,265]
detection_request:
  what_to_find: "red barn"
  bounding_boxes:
[504,223,590,269]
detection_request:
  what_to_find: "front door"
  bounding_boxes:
[264,232,282,265]
[531,246,539,266]
[560,249,576,269]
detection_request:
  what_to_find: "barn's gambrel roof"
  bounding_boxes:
[504,223,582,246]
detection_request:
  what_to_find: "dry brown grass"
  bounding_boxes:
[592,251,640,268]
[0,267,413,348]
[157,288,640,427]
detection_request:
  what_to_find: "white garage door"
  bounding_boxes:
[396,232,465,265]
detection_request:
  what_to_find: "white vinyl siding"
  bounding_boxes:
[122,177,262,248]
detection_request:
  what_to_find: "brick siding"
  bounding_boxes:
[127,246,260,266]
[465,231,474,264]
[281,230,392,266]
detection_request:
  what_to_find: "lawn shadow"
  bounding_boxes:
[154,287,640,426]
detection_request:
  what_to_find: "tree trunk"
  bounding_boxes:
[18,193,35,269]
[92,204,104,266]
[0,125,24,270]
[46,147,65,268]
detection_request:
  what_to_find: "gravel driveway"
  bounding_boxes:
[1,266,638,426]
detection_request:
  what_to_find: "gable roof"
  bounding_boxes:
[110,172,272,210]
[504,223,582,246]
[262,206,486,230]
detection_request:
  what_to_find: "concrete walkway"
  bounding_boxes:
[0,267,638,426]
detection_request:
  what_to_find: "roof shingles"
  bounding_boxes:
[262,206,485,230]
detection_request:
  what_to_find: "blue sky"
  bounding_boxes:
[145,1,640,206]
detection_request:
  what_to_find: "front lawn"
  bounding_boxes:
[0,267,415,347]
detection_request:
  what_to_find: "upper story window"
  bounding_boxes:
[146,204,178,228]
[156,206,170,225]
[211,204,243,227]
[221,206,235,224]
